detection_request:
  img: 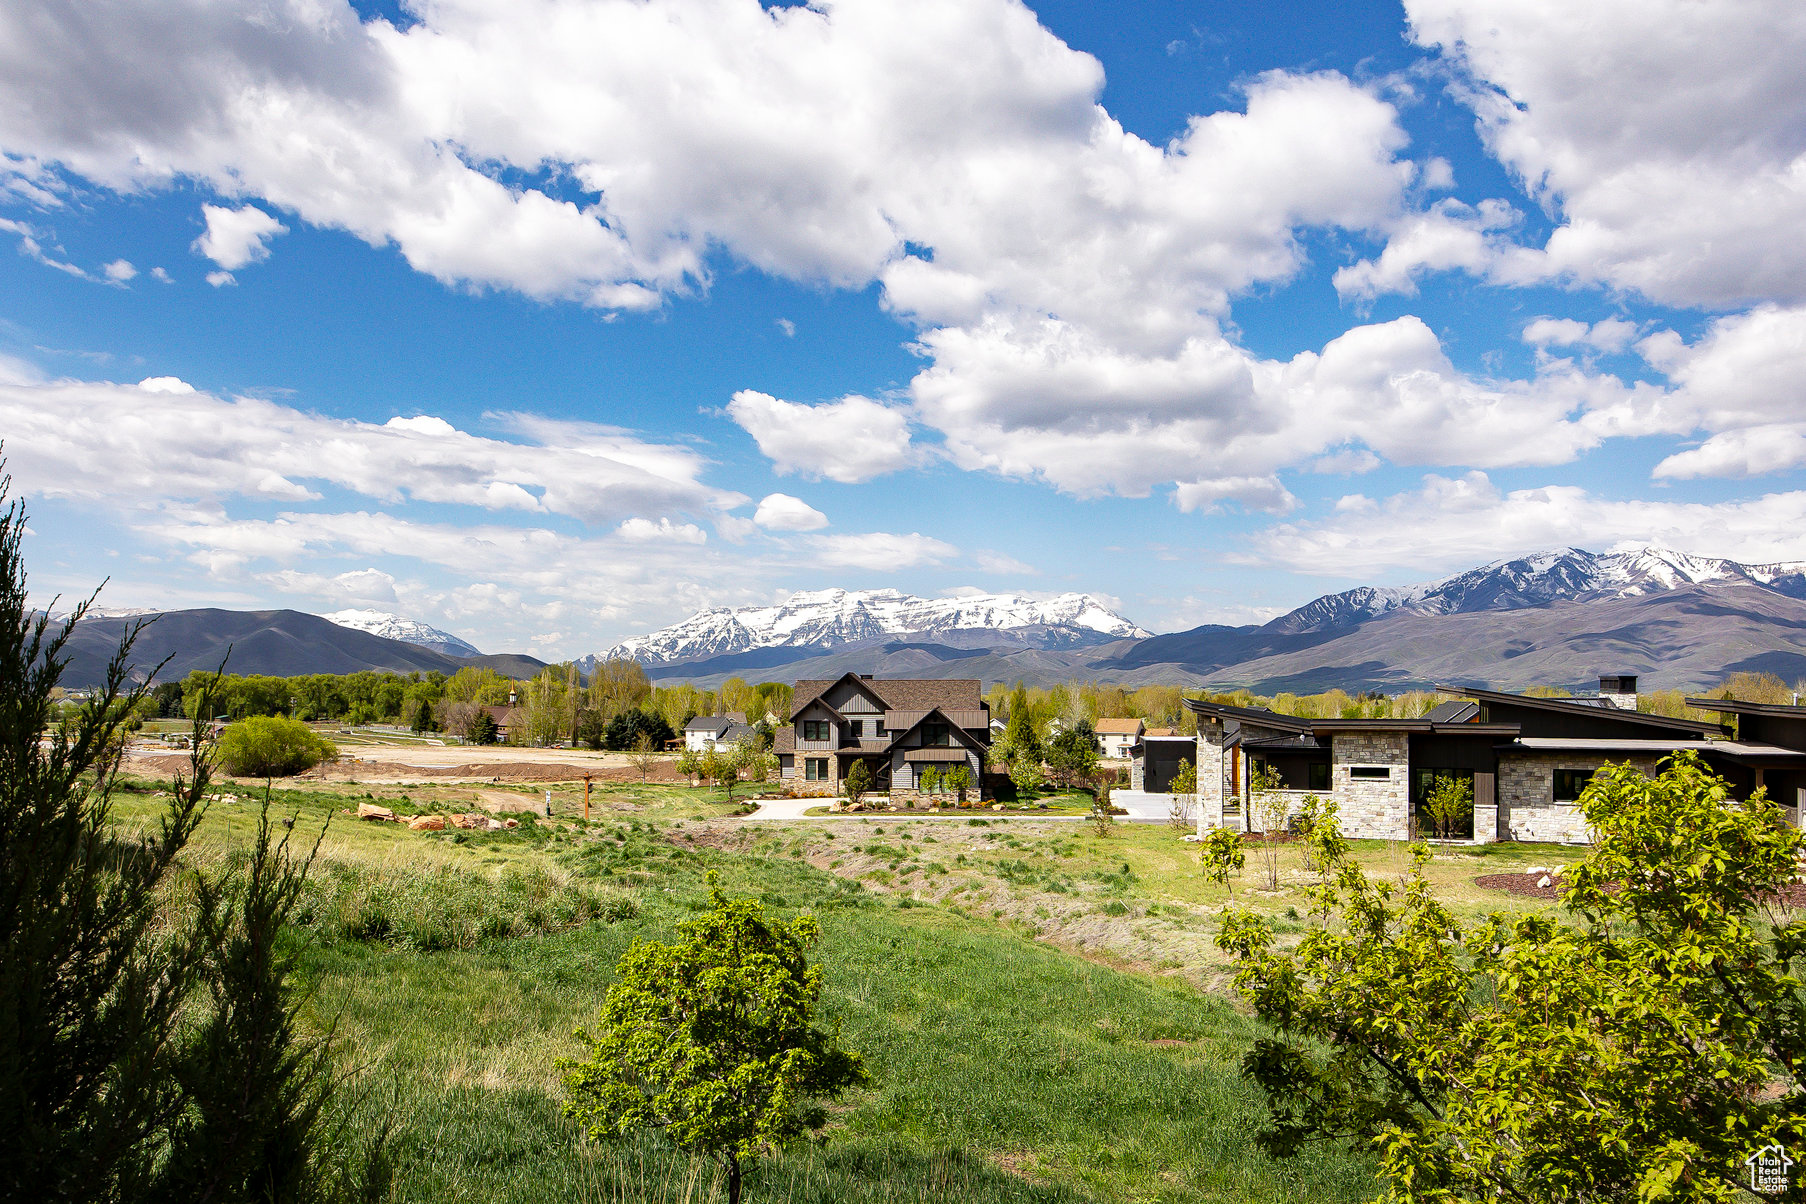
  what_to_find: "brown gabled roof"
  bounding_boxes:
[1095,717,1144,735]
[792,674,984,714]
[772,727,795,754]
[888,708,988,730]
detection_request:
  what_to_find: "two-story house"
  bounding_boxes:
[1095,717,1144,760]
[683,712,752,752]
[773,673,990,799]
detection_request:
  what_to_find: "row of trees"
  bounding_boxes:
[988,688,1105,793]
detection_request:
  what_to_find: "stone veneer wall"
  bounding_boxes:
[1244,788,1328,832]
[1331,732,1411,840]
[1195,725,1228,836]
[1497,751,1661,844]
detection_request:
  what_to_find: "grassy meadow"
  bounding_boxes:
[105,769,1566,1203]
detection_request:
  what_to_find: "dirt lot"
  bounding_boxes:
[123,740,686,785]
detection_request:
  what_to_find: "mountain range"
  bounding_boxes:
[322,609,483,658]
[589,589,1147,669]
[606,547,1806,692]
[50,546,1806,693]
[58,608,543,687]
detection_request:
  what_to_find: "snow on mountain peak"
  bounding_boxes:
[1272,546,1806,634]
[323,609,482,658]
[598,589,1150,665]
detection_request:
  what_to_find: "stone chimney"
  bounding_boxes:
[1597,674,1638,710]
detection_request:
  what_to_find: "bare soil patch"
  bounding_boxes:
[1474,872,1566,898]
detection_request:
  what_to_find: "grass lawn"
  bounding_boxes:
[106,772,1569,1203]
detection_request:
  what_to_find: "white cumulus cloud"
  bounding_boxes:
[193,204,288,270]
[727,390,916,483]
[753,492,828,531]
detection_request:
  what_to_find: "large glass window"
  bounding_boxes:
[922,722,950,746]
[805,758,829,781]
[1553,768,1596,801]
[802,720,831,742]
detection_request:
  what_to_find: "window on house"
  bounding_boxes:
[1349,766,1390,779]
[1553,768,1595,801]
[874,722,886,737]
[1308,762,1330,791]
[805,758,829,781]
[923,722,950,746]
[849,719,864,738]
[802,720,831,742]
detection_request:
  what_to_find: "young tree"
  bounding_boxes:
[562,878,868,1204]
[944,764,972,804]
[843,760,872,809]
[1045,727,1099,789]
[149,801,370,1204]
[1008,752,1042,796]
[1422,773,1472,841]
[698,747,728,795]
[1168,758,1198,831]
[1089,779,1116,837]
[998,703,1042,767]
[629,731,660,783]
[1291,793,1343,877]
[1200,828,1246,896]
[917,766,940,799]
[1217,752,1806,1203]
[216,716,338,778]
[677,745,702,784]
[1247,762,1288,890]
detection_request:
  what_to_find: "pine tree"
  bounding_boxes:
[0,475,207,1201]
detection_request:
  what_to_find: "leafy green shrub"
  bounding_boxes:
[216,715,338,777]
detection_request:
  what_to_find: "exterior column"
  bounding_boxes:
[1195,721,1226,836]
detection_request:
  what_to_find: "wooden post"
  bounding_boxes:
[583,772,592,822]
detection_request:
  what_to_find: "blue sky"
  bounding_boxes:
[2,0,1803,658]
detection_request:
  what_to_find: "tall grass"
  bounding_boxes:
[294,857,637,950]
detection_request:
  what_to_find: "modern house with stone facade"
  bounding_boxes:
[1187,675,1806,845]
[773,673,989,799]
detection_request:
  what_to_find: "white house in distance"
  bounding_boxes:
[683,712,751,752]
[1095,717,1144,760]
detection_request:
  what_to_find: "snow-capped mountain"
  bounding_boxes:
[322,609,482,658]
[1269,547,1806,634]
[594,589,1150,667]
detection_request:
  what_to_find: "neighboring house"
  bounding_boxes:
[683,713,754,752]
[1130,733,1195,791]
[479,705,518,743]
[1187,674,1806,845]
[773,673,990,799]
[1095,717,1144,760]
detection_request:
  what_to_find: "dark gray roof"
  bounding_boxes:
[685,715,733,734]
[1422,699,1481,723]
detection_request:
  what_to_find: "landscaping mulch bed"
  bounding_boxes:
[1474,872,1567,898]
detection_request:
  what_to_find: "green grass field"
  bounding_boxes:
[107,771,1566,1203]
